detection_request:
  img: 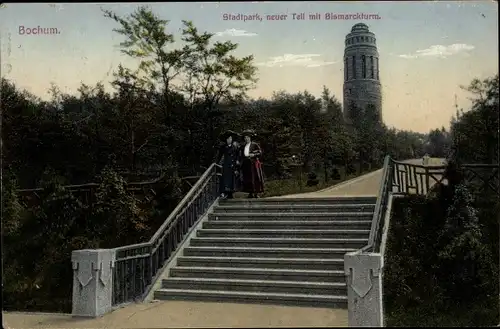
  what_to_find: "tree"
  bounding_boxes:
[451,75,499,164]
[426,128,451,158]
[435,182,494,305]
[180,21,258,109]
[103,6,184,111]
[92,167,148,246]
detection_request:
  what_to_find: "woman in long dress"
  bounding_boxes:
[216,130,240,199]
[239,129,265,198]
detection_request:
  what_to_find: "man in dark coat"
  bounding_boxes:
[216,130,241,199]
[239,129,265,198]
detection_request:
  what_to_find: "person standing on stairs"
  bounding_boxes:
[240,129,265,198]
[216,130,241,199]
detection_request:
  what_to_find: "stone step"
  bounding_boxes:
[213,204,375,214]
[183,246,356,259]
[160,277,347,295]
[154,289,347,308]
[197,228,370,239]
[170,266,345,283]
[219,196,376,206]
[208,212,373,221]
[189,237,368,249]
[203,220,372,230]
[176,256,345,270]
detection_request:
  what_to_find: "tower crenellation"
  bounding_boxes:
[343,23,382,122]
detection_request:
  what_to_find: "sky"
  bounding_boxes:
[0,1,498,133]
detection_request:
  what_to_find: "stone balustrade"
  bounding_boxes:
[71,249,115,317]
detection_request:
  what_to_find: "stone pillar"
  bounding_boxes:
[72,249,116,317]
[344,252,384,327]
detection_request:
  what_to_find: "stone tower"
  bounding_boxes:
[343,23,382,122]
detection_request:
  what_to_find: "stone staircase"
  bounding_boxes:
[154,196,376,308]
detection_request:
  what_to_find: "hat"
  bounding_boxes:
[242,129,256,138]
[219,130,240,141]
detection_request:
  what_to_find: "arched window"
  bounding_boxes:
[352,56,356,79]
[356,37,360,42]
[376,57,379,80]
[362,55,366,78]
[345,57,348,81]
[370,56,374,79]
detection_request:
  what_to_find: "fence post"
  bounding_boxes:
[425,167,430,194]
[344,252,384,327]
[71,249,115,317]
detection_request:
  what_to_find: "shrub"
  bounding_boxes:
[384,179,498,326]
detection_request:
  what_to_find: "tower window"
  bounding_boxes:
[351,38,354,44]
[361,36,364,41]
[352,56,356,79]
[356,37,360,42]
[362,55,366,78]
[376,57,379,80]
[345,57,348,81]
[370,56,374,79]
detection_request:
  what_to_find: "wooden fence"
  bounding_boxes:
[16,174,202,208]
[391,159,499,196]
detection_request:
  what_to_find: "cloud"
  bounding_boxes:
[256,54,338,68]
[398,43,475,59]
[215,29,257,37]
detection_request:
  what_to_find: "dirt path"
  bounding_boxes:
[3,301,347,328]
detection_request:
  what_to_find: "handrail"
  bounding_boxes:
[110,163,221,306]
[114,163,220,253]
[150,163,218,243]
[361,155,392,253]
[390,160,446,170]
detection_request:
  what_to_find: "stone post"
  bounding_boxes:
[72,249,115,317]
[344,252,384,327]
[423,155,430,166]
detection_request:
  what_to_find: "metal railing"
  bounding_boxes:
[111,163,221,306]
[362,155,394,253]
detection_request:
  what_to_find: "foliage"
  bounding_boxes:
[436,184,492,301]
[425,127,451,157]
[451,74,499,164]
[385,190,497,326]
[92,167,149,247]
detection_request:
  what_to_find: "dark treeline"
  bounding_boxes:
[2,6,436,312]
[385,74,499,326]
